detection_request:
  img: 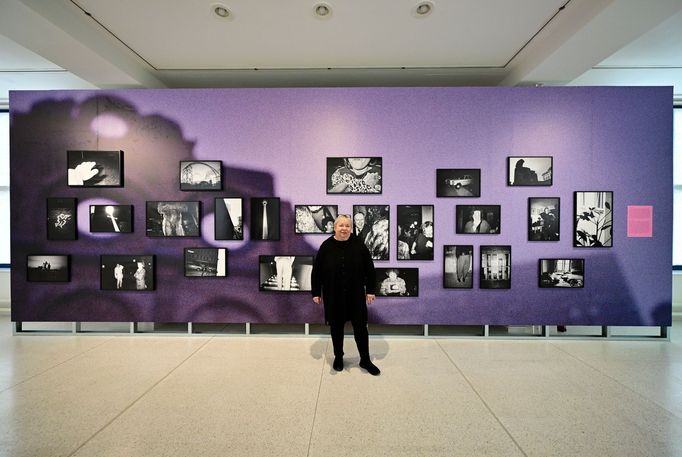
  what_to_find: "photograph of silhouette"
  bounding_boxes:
[528,197,559,241]
[215,198,244,240]
[456,205,500,234]
[436,169,481,197]
[26,255,70,282]
[67,150,123,187]
[184,248,227,277]
[507,156,552,186]
[443,245,473,289]
[259,255,313,292]
[397,205,434,260]
[375,268,419,297]
[326,157,382,194]
[574,191,613,247]
[179,160,222,191]
[539,258,584,288]
[90,205,133,233]
[47,197,77,240]
[100,255,154,291]
[295,205,338,234]
[353,205,389,260]
[146,201,200,237]
[480,246,511,289]
[250,197,280,240]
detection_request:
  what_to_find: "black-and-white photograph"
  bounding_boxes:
[375,268,419,297]
[295,205,338,234]
[507,156,552,186]
[179,160,222,191]
[327,157,382,194]
[90,205,133,233]
[574,191,613,247]
[539,259,584,288]
[146,201,200,237]
[353,205,389,260]
[47,197,77,240]
[528,197,559,241]
[443,245,473,289]
[436,169,481,197]
[26,255,70,282]
[250,197,280,241]
[480,246,511,289]
[184,248,227,277]
[397,205,434,260]
[259,256,313,292]
[215,198,244,240]
[67,150,123,187]
[456,205,501,234]
[100,255,155,291]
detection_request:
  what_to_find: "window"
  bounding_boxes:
[674,107,682,268]
[0,110,8,267]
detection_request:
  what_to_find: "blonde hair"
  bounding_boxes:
[334,214,352,227]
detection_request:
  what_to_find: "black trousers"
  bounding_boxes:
[329,319,370,360]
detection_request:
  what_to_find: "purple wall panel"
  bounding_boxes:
[9,87,672,325]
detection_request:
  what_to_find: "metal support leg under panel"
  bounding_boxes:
[72,322,81,334]
[245,323,251,335]
[484,325,490,337]
[424,324,429,337]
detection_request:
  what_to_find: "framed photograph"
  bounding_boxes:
[250,198,280,240]
[397,205,434,260]
[507,156,552,186]
[90,205,133,233]
[443,245,473,289]
[179,160,222,191]
[574,191,613,247]
[258,256,313,292]
[375,268,419,297]
[146,201,200,237]
[456,205,500,234]
[295,205,338,234]
[353,205,390,260]
[100,255,155,291]
[436,169,481,197]
[47,197,77,240]
[528,198,559,241]
[26,255,70,282]
[67,150,123,187]
[184,248,227,277]
[326,157,382,194]
[539,259,584,288]
[215,198,244,240]
[480,246,511,289]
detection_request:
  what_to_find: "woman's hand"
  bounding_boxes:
[366,294,376,305]
[313,296,321,304]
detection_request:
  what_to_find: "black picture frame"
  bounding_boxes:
[436,169,481,197]
[67,150,123,187]
[326,157,382,194]
[480,245,511,289]
[507,156,552,186]
[250,198,280,241]
[539,259,585,288]
[375,268,419,297]
[47,197,77,240]
[100,255,155,291]
[397,205,434,260]
[89,205,133,233]
[574,191,613,248]
[295,205,338,234]
[443,245,473,289]
[353,205,390,261]
[456,205,501,234]
[146,201,200,237]
[258,255,314,292]
[26,255,70,282]
[215,198,244,240]
[179,160,222,191]
[184,248,228,277]
[528,197,560,241]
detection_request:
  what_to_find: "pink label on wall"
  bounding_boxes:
[627,205,653,237]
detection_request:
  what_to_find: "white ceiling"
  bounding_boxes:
[0,0,681,104]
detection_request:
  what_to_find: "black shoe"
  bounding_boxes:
[359,359,381,376]
[333,356,343,371]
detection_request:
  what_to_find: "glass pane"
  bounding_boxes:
[675,108,682,185]
[0,188,8,264]
[674,187,682,266]
[0,111,8,186]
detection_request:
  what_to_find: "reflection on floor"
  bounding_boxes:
[1,312,681,457]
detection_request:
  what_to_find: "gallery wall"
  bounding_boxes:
[9,86,673,325]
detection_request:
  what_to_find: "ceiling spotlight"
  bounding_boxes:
[414,1,433,17]
[314,2,332,19]
[212,3,231,19]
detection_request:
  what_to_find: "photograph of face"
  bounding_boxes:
[436,169,481,197]
[146,201,200,237]
[179,160,222,191]
[443,245,473,289]
[480,246,511,289]
[507,156,552,186]
[397,205,434,260]
[67,150,123,187]
[215,198,244,240]
[184,248,227,277]
[353,205,389,260]
[327,157,382,194]
[456,205,500,234]
[574,191,613,247]
[539,259,584,288]
[90,205,133,233]
[250,198,280,240]
[295,205,338,234]
[100,255,154,291]
[47,197,77,240]
[259,256,313,292]
[528,198,559,241]
[26,255,70,282]
[375,268,419,297]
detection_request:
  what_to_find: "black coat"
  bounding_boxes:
[311,235,376,324]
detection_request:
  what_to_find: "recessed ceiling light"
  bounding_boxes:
[314,2,332,19]
[414,1,433,17]
[212,3,231,19]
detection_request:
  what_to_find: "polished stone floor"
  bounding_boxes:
[1,314,681,457]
